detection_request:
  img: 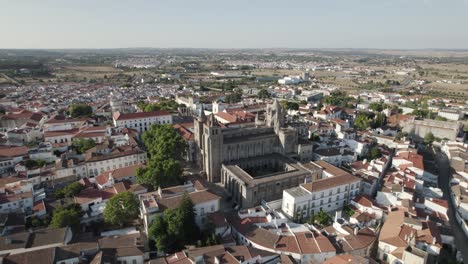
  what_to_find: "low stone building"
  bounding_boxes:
[221,154,322,208]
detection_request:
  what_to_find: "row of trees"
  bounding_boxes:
[136,124,187,189]
[224,89,242,103]
[280,100,299,110]
[50,191,140,230]
[354,112,387,131]
[323,91,355,108]
[137,99,181,112]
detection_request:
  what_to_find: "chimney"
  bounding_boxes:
[354,227,358,235]
[426,215,429,221]
[432,237,436,245]
[157,186,162,198]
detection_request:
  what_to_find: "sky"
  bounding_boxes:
[1,0,468,49]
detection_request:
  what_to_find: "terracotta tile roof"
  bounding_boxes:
[74,187,116,204]
[155,190,220,211]
[324,254,376,264]
[44,128,79,138]
[33,200,46,213]
[2,247,55,264]
[302,173,360,193]
[396,151,424,170]
[312,160,349,177]
[113,110,171,121]
[353,195,375,208]
[45,116,89,124]
[112,164,143,179]
[173,124,194,141]
[95,171,111,185]
[388,114,413,125]
[379,209,408,248]
[0,146,28,158]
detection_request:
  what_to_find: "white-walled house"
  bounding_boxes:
[113,111,173,133]
[140,180,221,234]
[282,173,361,219]
[85,145,147,177]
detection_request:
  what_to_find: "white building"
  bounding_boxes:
[113,111,173,133]
[438,108,463,121]
[85,146,147,177]
[140,180,221,234]
[282,169,361,219]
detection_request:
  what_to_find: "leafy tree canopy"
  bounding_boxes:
[148,194,199,253]
[142,124,187,160]
[424,132,435,145]
[103,192,140,227]
[354,114,371,131]
[69,104,92,118]
[323,91,355,108]
[55,182,85,199]
[257,89,270,99]
[72,138,96,154]
[49,204,82,230]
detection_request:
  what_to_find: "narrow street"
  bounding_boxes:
[436,152,468,263]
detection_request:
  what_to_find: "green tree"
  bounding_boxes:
[136,158,182,189]
[369,102,386,112]
[49,206,82,230]
[315,210,332,226]
[323,91,355,108]
[72,139,96,154]
[55,182,84,199]
[53,149,62,157]
[424,132,435,145]
[372,113,387,128]
[354,114,370,131]
[147,194,200,253]
[69,104,93,118]
[225,91,242,103]
[25,159,46,169]
[138,124,187,189]
[178,194,199,243]
[103,192,140,227]
[142,125,187,160]
[148,216,171,253]
[342,205,355,218]
[370,146,382,159]
[257,89,270,99]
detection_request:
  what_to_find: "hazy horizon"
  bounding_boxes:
[2,0,468,50]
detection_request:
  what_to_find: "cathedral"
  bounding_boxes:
[194,100,316,208]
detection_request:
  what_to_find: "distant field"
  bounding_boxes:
[251,69,302,77]
[62,66,121,73]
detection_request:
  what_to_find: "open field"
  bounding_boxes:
[250,69,303,77]
[62,66,121,72]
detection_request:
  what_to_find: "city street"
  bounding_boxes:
[436,152,468,263]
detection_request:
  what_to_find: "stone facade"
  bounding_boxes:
[194,100,317,208]
[221,154,322,208]
[402,118,464,141]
